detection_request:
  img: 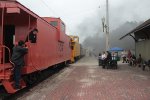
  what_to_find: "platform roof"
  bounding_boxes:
[120,19,150,41]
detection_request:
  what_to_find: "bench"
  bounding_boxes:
[101,59,118,69]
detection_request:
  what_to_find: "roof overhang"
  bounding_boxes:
[120,19,150,41]
[0,0,52,22]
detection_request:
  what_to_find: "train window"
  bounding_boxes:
[61,22,65,32]
[74,38,78,42]
[26,29,38,43]
[50,21,58,27]
[29,32,37,43]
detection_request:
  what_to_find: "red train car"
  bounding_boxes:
[0,0,71,93]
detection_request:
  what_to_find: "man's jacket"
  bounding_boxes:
[11,46,28,66]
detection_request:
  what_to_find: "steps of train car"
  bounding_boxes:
[2,79,26,93]
[0,63,26,93]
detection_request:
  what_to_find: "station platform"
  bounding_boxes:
[18,57,150,100]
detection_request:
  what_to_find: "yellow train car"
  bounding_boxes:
[69,35,80,63]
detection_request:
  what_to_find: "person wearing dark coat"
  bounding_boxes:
[25,28,38,43]
[98,53,102,66]
[11,40,28,89]
[103,51,112,68]
[106,51,112,61]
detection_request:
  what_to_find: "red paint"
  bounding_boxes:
[0,0,71,93]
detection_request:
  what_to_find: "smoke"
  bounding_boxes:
[74,10,103,43]
[110,21,142,49]
[72,0,150,49]
[81,21,141,55]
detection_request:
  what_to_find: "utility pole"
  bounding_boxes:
[106,0,110,51]
[102,0,110,51]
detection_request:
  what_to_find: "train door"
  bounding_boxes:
[3,25,15,63]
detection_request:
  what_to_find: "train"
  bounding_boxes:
[69,35,80,63]
[69,35,86,63]
[0,0,84,94]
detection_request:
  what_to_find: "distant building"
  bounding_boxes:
[120,19,150,61]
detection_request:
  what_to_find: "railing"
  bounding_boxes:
[0,45,14,79]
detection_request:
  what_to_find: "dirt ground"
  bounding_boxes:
[15,56,150,100]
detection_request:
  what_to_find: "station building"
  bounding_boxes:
[120,19,150,61]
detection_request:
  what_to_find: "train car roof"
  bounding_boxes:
[43,17,66,25]
[0,0,55,27]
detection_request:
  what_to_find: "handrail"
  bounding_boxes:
[0,45,14,78]
[1,43,39,72]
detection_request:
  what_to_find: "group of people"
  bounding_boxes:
[11,28,38,89]
[121,50,142,67]
[130,54,143,67]
[122,50,131,63]
[98,51,117,69]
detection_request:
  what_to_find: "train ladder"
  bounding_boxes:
[0,45,26,93]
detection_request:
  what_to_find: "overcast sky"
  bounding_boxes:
[17,0,150,42]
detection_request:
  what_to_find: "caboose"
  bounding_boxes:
[0,0,71,93]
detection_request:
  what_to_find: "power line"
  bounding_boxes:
[17,0,74,36]
[17,0,59,17]
[40,0,74,34]
[40,0,59,17]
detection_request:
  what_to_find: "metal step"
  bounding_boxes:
[2,79,26,93]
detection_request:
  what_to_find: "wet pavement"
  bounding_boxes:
[17,57,150,100]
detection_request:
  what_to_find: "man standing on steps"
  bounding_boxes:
[11,40,28,89]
